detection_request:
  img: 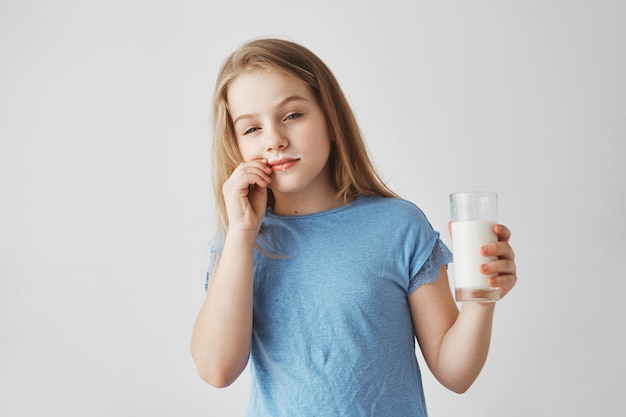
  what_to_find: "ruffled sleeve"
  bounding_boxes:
[408,238,453,294]
[204,233,224,291]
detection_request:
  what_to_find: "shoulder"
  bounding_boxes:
[355,196,429,223]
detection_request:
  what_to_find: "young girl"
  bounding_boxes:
[191,38,517,416]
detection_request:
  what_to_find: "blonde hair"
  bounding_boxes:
[211,38,398,235]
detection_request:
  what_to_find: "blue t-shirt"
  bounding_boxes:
[207,196,452,416]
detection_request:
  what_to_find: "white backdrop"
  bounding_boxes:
[1,1,625,416]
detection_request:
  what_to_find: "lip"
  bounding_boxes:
[268,156,302,172]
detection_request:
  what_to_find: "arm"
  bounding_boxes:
[408,224,516,393]
[191,160,272,388]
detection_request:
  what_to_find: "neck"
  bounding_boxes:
[271,188,352,216]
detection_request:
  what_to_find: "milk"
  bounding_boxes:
[451,220,497,289]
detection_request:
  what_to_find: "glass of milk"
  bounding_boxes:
[450,191,500,302]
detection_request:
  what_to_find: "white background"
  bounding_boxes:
[1,1,625,416]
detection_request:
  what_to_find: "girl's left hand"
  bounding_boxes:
[480,224,517,299]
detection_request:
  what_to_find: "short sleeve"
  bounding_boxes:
[204,234,224,291]
[408,238,453,294]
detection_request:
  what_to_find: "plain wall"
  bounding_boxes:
[1,0,624,416]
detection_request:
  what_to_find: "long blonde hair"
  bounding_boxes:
[212,38,398,235]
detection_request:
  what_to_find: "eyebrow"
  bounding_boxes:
[232,95,308,126]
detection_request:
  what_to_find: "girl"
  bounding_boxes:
[191,38,517,416]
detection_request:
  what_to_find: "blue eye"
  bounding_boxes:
[284,113,301,121]
[243,127,260,135]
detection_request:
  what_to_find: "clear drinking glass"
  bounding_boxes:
[450,191,500,302]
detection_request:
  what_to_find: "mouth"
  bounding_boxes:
[268,154,303,172]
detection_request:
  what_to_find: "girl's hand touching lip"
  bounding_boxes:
[222,158,272,234]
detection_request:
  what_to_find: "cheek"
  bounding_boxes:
[315,134,333,159]
[236,139,258,161]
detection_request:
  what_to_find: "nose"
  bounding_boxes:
[264,124,288,152]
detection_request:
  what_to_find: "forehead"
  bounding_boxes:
[226,69,313,112]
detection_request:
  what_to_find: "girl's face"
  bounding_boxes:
[227,69,334,204]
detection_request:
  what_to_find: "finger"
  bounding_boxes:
[480,258,516,276]
[245,158,272,173]
[494,224,511,242]
[232,162,272,188]
[488,274,517,298]
[234,160,271,177]
[481,241,515,261]
[224,174,269,196]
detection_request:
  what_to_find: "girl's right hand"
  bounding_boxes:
[222,159,272,235]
